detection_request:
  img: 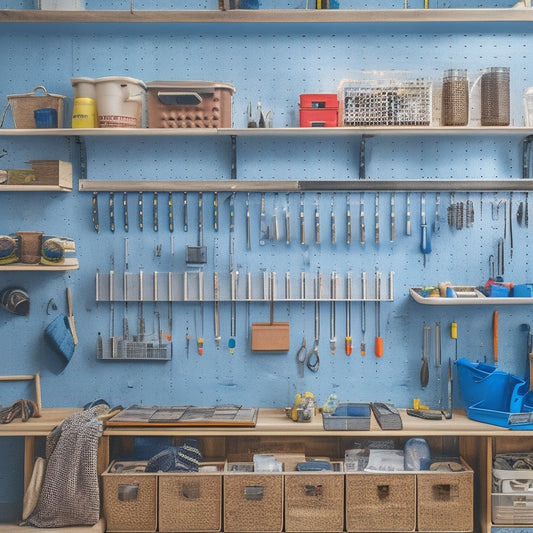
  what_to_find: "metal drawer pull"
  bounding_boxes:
[245,485,264,500]
[118,483,139,502]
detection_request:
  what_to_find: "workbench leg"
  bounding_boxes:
[23,436,35,492]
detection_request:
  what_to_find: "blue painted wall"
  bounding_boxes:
[1,0,533,521]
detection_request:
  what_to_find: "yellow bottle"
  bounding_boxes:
[72,97,97,128]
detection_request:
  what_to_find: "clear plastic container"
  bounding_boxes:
[442,69,469,126]
[524,87,533,127]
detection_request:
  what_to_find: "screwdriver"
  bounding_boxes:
[375,271,383,357]
[420,192,431,266]
[345,273,352,356]
[451,320,458,360]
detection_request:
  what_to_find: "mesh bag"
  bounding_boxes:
[24,405,108,527]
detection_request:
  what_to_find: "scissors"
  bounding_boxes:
[296,338,306,377]
[306,340,320,373]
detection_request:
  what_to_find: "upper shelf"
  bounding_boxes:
[1,127,533,138]
[0,258,79,271]
[410,287,533,305]
[1,8,533,24]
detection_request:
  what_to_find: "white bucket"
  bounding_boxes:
[71,77,96,100]
[524,87,533,127]
[94,76,146,128]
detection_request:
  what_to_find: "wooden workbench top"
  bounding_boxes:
[0,407,527,438]
[0,408,80,437]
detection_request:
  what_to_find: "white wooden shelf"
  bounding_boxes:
[0,258,79,271]
[1,8,533,24]
[410,287,533,305]
[0,126,532,138]
[0,184,71,192]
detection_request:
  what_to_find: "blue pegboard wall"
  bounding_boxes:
[0,3,532,408]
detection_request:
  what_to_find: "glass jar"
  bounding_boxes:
[442,69,469,126]
[481,67,510,126]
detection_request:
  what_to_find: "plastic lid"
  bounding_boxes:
[94,76,147,89]
[146,80,236,94]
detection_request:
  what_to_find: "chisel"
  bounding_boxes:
[420,192,431,266]
[213,192,219,232]
[109,192,115,232]
[246,193,251,250]
[315,195,320,244]
[123,192,129,232]
[168,192,174,232]
[345,273,352,356]
[360,193,365,245]
[153,192,158,232]
[285,193,291,245]
[390,193,395,242]
[374,193,380,244]
[361,272,367,356]
[92,192,100,233]
[420,325,430,387]
[271,193,280,241]
[346,194,352,245]
[260,192,268,245]
[138,192,143,232]
[406,193,412,236]
[375,272,383,357]
[300,193,306,245]
[330,271,336,354]
[183,192,188,232]
[330,195,336,244]
[214,272,221,347]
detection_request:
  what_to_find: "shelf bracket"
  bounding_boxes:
[231,135,237,180]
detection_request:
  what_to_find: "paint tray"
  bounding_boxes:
[322,403,371,430]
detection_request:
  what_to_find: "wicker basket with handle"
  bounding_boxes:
[1,85,66,128]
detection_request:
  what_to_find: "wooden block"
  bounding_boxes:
[31,160,72,188]
[251,322,290,352]
[7,169,35,184]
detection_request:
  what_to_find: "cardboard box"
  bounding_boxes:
[102,461,157,532]
[7,169,35,185]
[345,472,416,532]
[158,463,223,532]
[31,160,72,188]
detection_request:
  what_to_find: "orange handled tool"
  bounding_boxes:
[493,310,498,364]
[375,272,383,357]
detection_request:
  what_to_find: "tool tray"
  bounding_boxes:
[146,81,235,128]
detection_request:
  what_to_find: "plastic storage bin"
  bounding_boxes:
[322,403,371,430]
[146,81,235,128]
[455,358,532,428]
[299,93,339,127]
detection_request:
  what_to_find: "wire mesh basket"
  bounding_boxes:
[98,334,172,361]
[339,73,432,127]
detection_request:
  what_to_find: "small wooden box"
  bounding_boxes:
[345,472,416,532]
[284,468,344,532]
[224,465,284,532]
[416,459,473,532]
[158,463,223,532]
[251,322,290,352]
[102,461,157,533]
[31,160,72,188]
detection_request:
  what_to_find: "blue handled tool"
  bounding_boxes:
[420,192,431,266]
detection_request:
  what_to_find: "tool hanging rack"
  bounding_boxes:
[95,270,395,304]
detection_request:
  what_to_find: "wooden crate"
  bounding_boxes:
[31,160,72,188]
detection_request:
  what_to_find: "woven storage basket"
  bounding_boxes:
[3,86,65,128]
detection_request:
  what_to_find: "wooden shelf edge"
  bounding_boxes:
[0,185,71,192]
[0,258,79,271]
[1,8,533,24]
